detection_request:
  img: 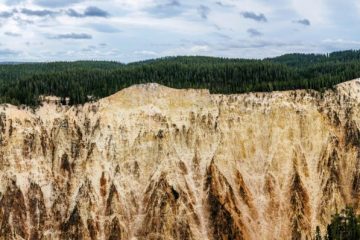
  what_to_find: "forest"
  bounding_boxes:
[1,50,360,106]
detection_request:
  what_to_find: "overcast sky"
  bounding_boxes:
[0,0,359,62]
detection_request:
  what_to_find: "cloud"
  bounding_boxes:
[66,6,109,18]
[190,45,210,53]
[215,1,234,8]
[294,19,311,26]
[13,16,34,25]
[5,0,25,5]
[66,9,82,17]
[0,49,19,56]
[4,32,22,37]
[134,50,158,56]
[49,33,92,39]
[21,8,58,17]
[89,23,121,33]
[0,0,354,62]
[214,40,307,52]
[81,45,97,52]
[291,0,327,24]
[145,0,183,18]
[247,28,263,37]
[323,38,360,45]
[198,5,210,19]
[212,32,232,40]
[83,6,109,17]
[33,0,84,8]
[241,11,267,22]
[0,10,14,18]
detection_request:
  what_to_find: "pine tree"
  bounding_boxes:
[315,226,322,240]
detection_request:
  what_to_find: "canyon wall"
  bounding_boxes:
[1,80,360,239]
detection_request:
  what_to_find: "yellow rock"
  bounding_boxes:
[1,79,360,239]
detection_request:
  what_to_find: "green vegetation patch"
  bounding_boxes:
[1,50,360,106]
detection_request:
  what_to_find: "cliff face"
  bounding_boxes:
[1,80,360,240]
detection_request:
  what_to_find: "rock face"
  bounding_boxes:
[1,80,360,239]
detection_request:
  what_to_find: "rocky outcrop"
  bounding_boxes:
[1,79,360,239]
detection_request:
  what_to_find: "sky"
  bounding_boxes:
[0,0,359,63]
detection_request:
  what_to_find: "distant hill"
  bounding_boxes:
[0,62,28,65]
[1,50,360,106]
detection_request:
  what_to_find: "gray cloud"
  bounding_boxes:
[0,49,19,56]
[66,6,109,18]
[241,11,267,22]
[146,0,183,18]
[49,33,92,39]
[5,0,25,5]
[82,45,97,52]
[215,1,234,8]
[33,0,84,8]
[198,5,210,19]
[212,32,232,40]
[13,16,34,25]
[66,9,82,17]
[0,10,14,18]
[294,19,311,26]
[4,32,22,37]
[21,8,58,17]
[214,40,308,52]
[83,6,109,17]
[247,28,263,37]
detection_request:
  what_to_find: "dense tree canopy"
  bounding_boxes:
[1,50,360,106]
[316,207,360,240]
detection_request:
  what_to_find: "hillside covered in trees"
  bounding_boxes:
[1,50,360,106]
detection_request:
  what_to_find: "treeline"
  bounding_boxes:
[1,50,360,106]
[315,207,360,240]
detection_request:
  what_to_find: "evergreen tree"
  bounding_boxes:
[315,226,322,240]
[325,207,360,240]
[1,50,360,106]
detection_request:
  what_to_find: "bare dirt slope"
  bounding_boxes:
[1,80,360,239]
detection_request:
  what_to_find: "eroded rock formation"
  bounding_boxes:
[1,80,360,239]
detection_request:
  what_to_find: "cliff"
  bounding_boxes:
[1,80,360,239]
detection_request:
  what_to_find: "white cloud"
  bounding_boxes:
[190,45,210,53]
[0,0,357,62]
[291,0,328,24]
[134,50,158,56]
[323,38,360,46]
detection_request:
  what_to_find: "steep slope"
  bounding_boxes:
[1,80,360,239]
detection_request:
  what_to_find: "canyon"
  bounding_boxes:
[1,79,360,239]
